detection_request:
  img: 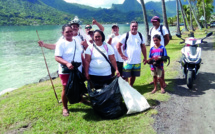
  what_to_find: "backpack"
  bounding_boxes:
[124,32,143,50]
[149,25,164,37]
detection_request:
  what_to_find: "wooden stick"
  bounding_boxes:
[36,30,59,103]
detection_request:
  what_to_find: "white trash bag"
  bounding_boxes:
[118,77,150,114]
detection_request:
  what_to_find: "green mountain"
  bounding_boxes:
[39,0,161,24]
[0,0,162,26]
[111,0,142,13]
[0,0,74,25]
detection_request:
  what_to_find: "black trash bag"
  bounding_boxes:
[65,62,87,104]
[87,77,123,119]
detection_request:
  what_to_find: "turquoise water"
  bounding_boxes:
[0,24,176,93]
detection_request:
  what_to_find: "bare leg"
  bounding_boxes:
[162,70,167,88]
[151,76,158,93]
[158,77,165,93]
[130,76,136,87]
[62,85,69,116]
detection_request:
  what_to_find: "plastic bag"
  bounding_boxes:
[87,77,124,119]
[65,66,87,104]
[118,77,150,114]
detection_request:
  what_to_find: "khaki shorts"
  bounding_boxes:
[151,67,162,77]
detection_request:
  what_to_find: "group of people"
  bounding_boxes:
[38,16,170,116]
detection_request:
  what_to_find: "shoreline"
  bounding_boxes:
[0,88,17,96]
[0,71,59,96]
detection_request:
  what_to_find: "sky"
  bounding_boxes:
[64,0,162,8]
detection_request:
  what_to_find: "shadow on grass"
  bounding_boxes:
[68,98,157,121]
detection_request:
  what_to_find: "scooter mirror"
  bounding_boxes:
[176,34,181,38]
[206,32,213,37]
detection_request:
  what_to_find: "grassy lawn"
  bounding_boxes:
[0,30,209,133]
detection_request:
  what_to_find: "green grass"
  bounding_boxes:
[0,30,209,133]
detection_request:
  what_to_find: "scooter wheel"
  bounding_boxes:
[187,70,193,89]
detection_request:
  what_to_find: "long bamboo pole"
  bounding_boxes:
[36,30,59,103]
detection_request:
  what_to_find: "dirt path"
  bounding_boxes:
[153,29,215,134]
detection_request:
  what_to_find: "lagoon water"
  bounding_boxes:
[0,24,176,93]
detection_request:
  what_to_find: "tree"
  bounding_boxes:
[176,0,181,35]
[178,0,189,31]
[202,0,207,28]
[161,0,172,39]
[190,6,195,31]
[140,0,150,45]
[187,0,202,29]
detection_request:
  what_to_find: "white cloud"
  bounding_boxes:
[64,0,162,8]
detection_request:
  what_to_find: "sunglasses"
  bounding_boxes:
[85,26,92,29]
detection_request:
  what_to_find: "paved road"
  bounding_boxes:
[153,30,215,134]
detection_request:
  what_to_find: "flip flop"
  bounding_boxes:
[161,91,166,94]
[151,90,157,94]
[149,81,154,85]
[62,109,69,117]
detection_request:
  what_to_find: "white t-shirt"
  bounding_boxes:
[58,35,84,51]
[107,35,124,62]
[85,42,114,76]
[55,39,83,74]
[119,31,145,64]
[149,25,169,48]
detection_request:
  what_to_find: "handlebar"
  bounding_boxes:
[180,41,185,44]
[202,41,207,44]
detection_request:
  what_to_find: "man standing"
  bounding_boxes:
[149,16,170,48]
[149,16,170,87]
[116,21,147,87]
[107,24,123,76]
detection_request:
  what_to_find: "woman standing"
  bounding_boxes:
[84,30,120,88]
[55,24,84,116]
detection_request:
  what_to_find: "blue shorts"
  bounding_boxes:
[122,63,141,78]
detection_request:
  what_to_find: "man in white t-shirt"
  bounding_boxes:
[149,16,170,87]
[107,24,123,76]
[149,16,170,48]
[116,21,147,87]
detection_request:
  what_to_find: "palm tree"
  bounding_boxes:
[202,0,207,28]
[140,0,150,45]
[178,0,189,31]
[176,0,181,35]
[189,7,195,31]
[161,0,172,39]
[187,0,202,29]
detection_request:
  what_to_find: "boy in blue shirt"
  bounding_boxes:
[149,34,167,94]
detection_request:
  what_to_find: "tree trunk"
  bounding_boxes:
[161,0,172,39]
[190,7,195,31]
[202,0,207,28]
[176,0,181,35]
[187,0,202,30]
[179,0,189,31]
[140,0,150,45]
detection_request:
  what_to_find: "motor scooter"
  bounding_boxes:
[176,32,213,89]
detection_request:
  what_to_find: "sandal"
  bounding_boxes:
[151,89,157,94]
[149,81,154,85]
[62,108,69,116]
[161,90,166,94]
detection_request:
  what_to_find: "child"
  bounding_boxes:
[149,34,167,94]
